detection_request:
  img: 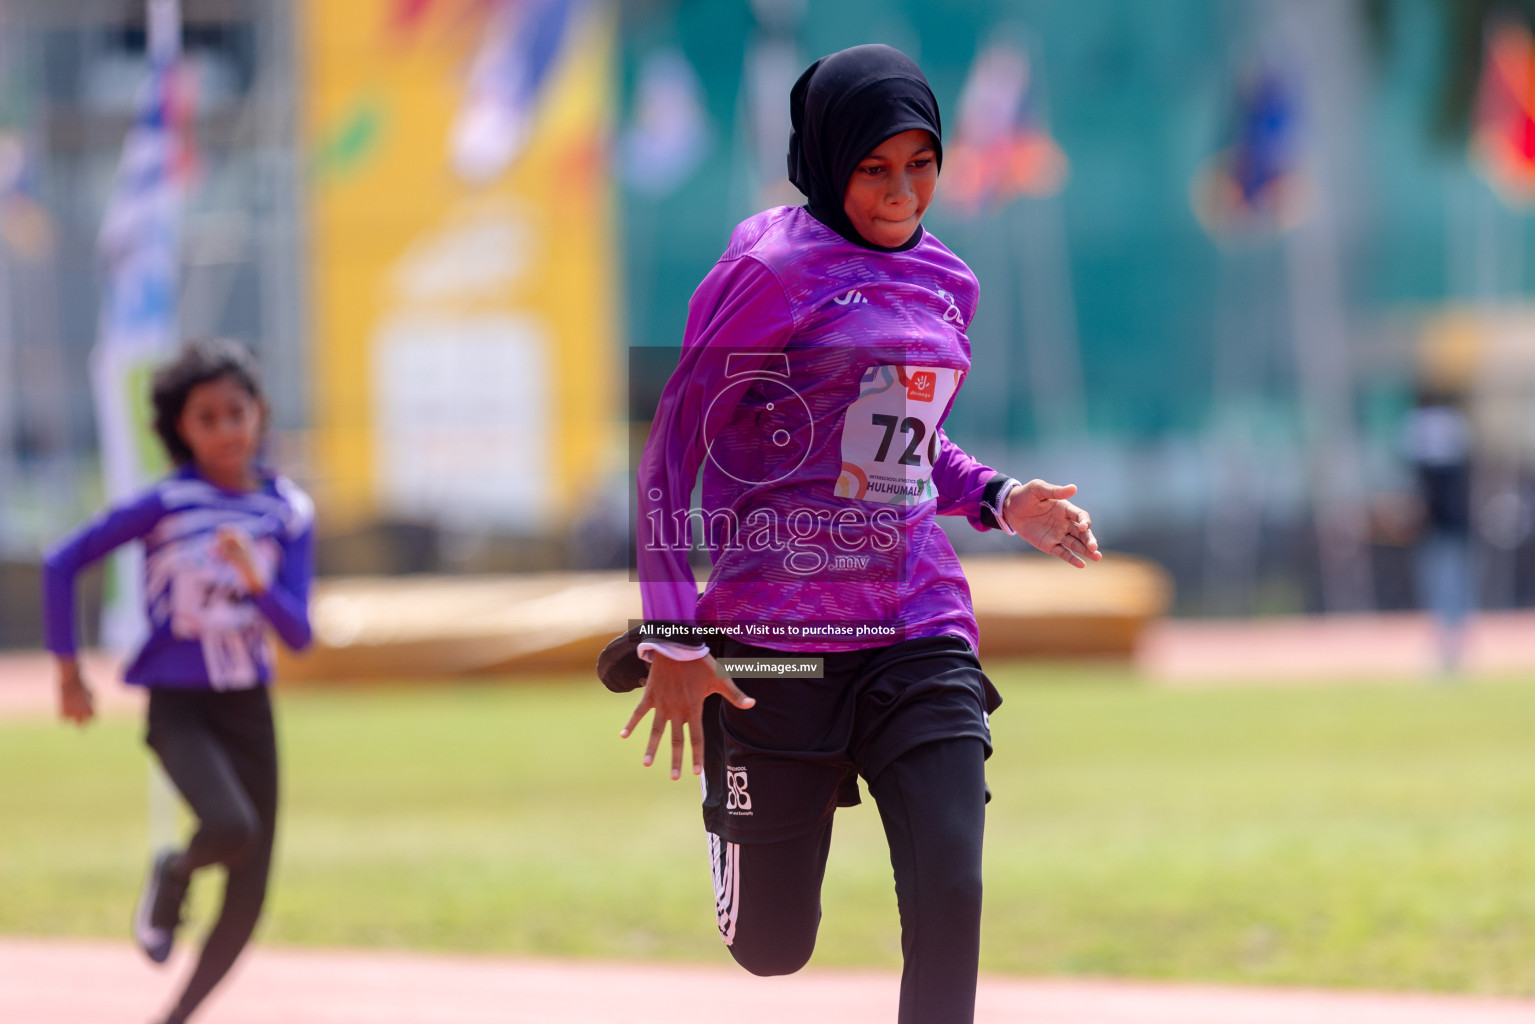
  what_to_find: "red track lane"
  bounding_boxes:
[1136,609,1535,682]
[2,938,1533,1024]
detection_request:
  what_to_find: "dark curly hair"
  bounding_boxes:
[150,337,266,466]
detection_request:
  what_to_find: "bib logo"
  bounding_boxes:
[907,370,937,402]
[725,767,752,813]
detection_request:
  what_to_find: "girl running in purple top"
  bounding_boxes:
[42,337,314,1024]
[620,44,1100,1023]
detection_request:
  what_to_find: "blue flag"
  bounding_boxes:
[88,30,193,651]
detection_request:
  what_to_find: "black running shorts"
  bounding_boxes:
[701,634,1001,844]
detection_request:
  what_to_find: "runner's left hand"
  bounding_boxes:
[56,657,95,727]
[1003,479,1102,568]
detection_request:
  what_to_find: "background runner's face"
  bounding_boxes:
[178,375,264,482]
[842,129,938,248]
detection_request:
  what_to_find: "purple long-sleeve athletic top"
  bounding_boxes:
[42,464,315,689]
[637,206,1015,653]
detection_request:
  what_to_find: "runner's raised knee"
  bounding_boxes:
[725,921,818,976]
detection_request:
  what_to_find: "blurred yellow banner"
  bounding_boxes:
[302,0,617,531]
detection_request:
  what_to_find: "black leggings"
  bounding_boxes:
[711,737,987,1024]
[145,687,278,1024]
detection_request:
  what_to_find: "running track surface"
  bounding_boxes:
[4,938,1534,1024]
[1136,609,1535,682]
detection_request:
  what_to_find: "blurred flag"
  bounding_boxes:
[88,3,195,650]
[740,13,803,213]
[1192,64,1308,238]
[450,0,579,184]
[0,132,53,261]
[1473,19,1535,206]
[945,41,1068,217]
[390,0,441,37]
[619,47,712,196]
[314,96,385,182]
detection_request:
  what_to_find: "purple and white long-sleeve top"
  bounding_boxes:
[637,206,1015,653]
[42,464,315,689]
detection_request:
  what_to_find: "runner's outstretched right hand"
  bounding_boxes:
[621,652,755,781]
[1003,479,1102,568]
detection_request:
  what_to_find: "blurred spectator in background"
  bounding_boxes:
[1403,388,1474,674]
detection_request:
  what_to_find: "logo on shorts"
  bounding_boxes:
[833,289,870,306]
[725,766,753,813]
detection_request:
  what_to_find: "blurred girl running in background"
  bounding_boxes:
[42,337,314,1024]
[622,44,1099,1023]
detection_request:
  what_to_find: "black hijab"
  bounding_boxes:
[787,44,943,252]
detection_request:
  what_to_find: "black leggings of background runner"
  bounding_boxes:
[718,736,986,1024]
[144,687,278,1024]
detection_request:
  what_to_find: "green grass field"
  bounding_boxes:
[3,665,1535,995]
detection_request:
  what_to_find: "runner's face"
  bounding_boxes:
[178,375,263,481]
[842,129,938,248]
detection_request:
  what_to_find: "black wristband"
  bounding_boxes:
[978,473,1021,531]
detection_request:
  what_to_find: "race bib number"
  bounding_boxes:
[836,364,962,505]
[164,534,273,639]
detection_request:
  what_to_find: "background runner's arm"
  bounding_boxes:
[636,255,796,626]
[41,489,166,656]
[930,429,1021,534]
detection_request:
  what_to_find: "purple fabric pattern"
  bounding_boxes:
[638,206,1005,652]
